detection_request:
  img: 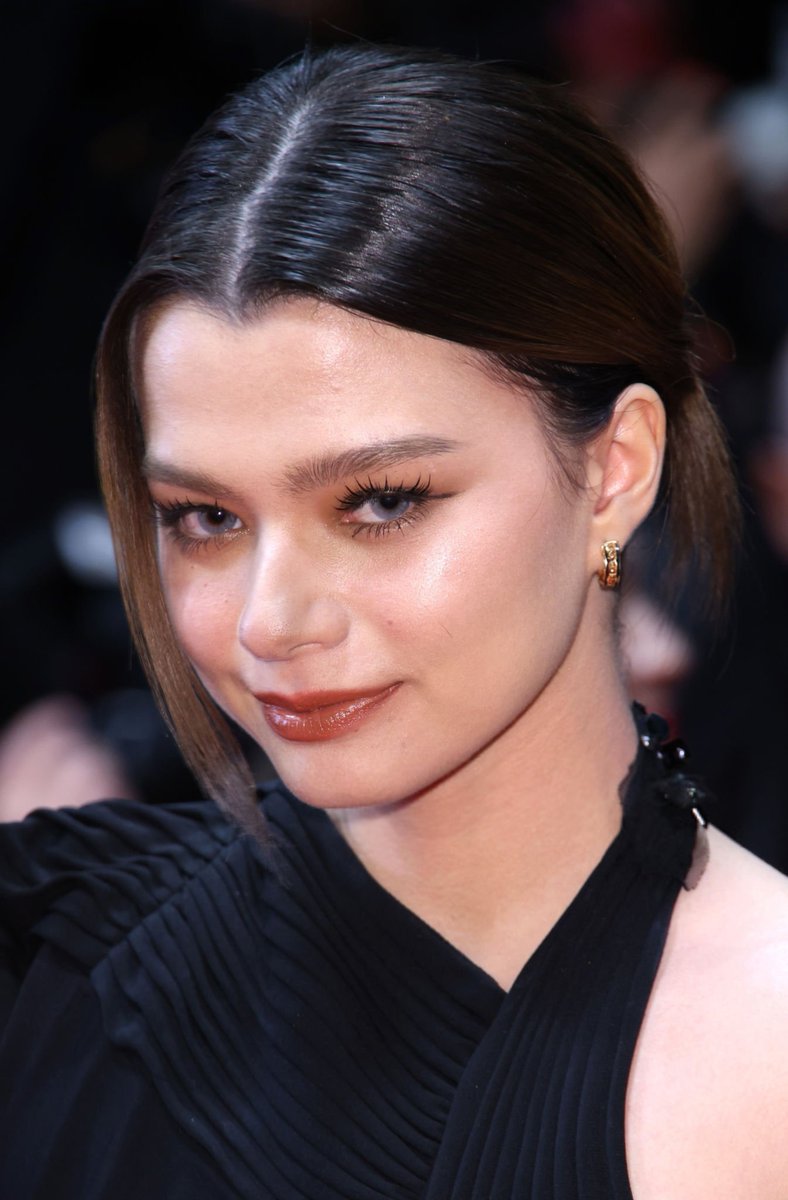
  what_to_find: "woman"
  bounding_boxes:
[2,44,787,1200]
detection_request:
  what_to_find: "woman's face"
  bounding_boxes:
[140,299,598,809]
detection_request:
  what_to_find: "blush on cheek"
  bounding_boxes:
[163,574,234,677]
[406,523,527,634]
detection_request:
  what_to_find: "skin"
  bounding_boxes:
[140,298,788,1198]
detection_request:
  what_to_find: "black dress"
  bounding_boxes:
[0,711,703,1200]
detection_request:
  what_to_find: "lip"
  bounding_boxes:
[255,683,401,742]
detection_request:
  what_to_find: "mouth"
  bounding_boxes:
[254,683,401,743]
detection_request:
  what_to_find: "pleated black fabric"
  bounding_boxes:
[0,711,700,1200]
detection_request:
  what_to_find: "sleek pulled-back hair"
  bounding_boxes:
[96,43,739,832]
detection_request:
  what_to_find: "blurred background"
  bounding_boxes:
[1,0,787,866]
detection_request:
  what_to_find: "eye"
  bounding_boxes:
[152,499,244,551]
[182,507,241,538]
[360,491,417,522]
[336,475,451,538]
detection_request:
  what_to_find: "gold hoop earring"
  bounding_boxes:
[598,540,622,590]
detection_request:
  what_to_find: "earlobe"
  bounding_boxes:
[587,384,666,566]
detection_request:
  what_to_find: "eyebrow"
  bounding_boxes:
[142,435,461,500]
[281,435,460,493]
[141,457,245,504]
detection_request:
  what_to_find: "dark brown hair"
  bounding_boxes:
[95,44,739,832]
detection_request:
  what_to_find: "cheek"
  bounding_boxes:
[411,492,583,627]
[159,555,240,677]
[388,492,589,691]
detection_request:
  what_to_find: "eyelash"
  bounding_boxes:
[151,474,443,553]
[152,498,241,555]
[335,474,437,538]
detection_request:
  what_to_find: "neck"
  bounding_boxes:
[332,622,640,990]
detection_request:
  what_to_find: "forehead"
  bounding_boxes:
[137,298,542,464]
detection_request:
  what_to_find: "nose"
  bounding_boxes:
[237,537,350,663]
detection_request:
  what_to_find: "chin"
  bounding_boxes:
[275,768,411,812]
[261,735,436,812]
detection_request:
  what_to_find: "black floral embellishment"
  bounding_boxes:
[653,737,709,816]
[634,706,707,810]
[659,771,708,812]
[636,705,669,751]
[629,703,711,889]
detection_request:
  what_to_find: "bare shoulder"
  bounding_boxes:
[626,827,788,1200]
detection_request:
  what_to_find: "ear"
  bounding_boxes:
[584,384,666,574]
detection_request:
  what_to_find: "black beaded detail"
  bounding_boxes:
[634,705,708,812]
[628,703,711,890]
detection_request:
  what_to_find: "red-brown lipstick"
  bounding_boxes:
[256,684,400,742]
